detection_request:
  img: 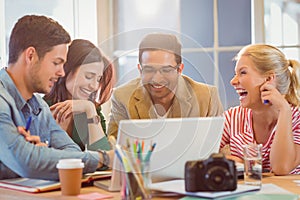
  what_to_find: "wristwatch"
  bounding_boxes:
[97,149,110,167]
[87,115,101,124]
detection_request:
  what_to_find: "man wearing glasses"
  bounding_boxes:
[107,33,223,138]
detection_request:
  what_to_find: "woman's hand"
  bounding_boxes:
[261,82,299,174]
[260,82,290,111]
[50,100,95,123]
[225,155,244,163]
[17,127,48,147]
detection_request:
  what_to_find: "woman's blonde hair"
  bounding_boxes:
[236,44,300,106]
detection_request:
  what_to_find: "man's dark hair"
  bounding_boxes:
[8,15,71,64]
[138,33,182,65]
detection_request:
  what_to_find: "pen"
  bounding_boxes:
[133,142,137,159]
[263,99,269,104]
[262,81,269,105]
[138,142,143,161]
[25,116,32,131]
[144,142,156,162]
[151,142,156,151]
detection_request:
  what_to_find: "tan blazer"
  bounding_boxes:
[107,75,224,137]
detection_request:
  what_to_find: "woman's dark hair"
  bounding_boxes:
[44,39,114,106]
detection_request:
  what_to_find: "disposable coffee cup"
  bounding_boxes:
[56,159,84,196]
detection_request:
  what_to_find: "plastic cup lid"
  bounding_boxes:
[56,159,84,169]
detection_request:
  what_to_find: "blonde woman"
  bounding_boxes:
[220,44,300,175]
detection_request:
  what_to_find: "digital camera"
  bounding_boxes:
[184,153,237,192]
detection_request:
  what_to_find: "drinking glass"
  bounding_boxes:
[243,143,262,187]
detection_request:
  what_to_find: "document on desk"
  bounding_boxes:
[180,193,299,200]
[0,170,112,193]
[0,178,60,193]
[149,180,260,199]
[178,183,299,200]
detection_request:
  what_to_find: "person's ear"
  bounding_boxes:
[137,64,142,74]
[24,47,36,64]
[177,63,184,74]
[265,73,275,83]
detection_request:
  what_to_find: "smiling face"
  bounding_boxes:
[65,62,104,100]
[29,44,67,94]
[231,55,267,109]
[139,50,182,104]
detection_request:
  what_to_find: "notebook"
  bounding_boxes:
[0,170,111,193]
[94,117,225,191]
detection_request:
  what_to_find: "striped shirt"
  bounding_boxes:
[220,106,300,174]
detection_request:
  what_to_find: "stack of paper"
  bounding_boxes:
[0,170,111,193]
[149,180,260,199]
[150,180,299,199]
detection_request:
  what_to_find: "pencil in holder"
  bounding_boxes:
[120,161,151,200]
[115,142,155,200]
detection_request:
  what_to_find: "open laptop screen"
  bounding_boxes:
[96,117,225,191]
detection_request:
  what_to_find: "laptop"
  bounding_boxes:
[94,117,225,191]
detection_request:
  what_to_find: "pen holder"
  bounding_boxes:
[120,162,152,200]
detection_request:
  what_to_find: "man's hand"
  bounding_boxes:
[17,127,48,147]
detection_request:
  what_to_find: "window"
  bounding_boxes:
[181,0,251,109]
[1,0,256,109]
[264,0,300,59]
[106,0,180,87]
[0,0,98,67]
[112,0,252,109]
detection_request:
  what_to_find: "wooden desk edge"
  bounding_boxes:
[0,174,299,200]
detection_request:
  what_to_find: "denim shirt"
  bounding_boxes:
[0,69,100,180]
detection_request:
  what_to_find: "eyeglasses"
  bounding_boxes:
[141,65,180,76]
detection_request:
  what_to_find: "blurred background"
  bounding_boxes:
[1,0,299,111]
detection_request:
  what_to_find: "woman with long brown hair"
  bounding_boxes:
[44,39,114,151]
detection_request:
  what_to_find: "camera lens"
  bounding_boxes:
[205,166,230,190]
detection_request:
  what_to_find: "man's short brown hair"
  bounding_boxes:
[8,15,71,64]
[138,33,182,65]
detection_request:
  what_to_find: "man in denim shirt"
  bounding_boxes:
[0,15,112,180]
